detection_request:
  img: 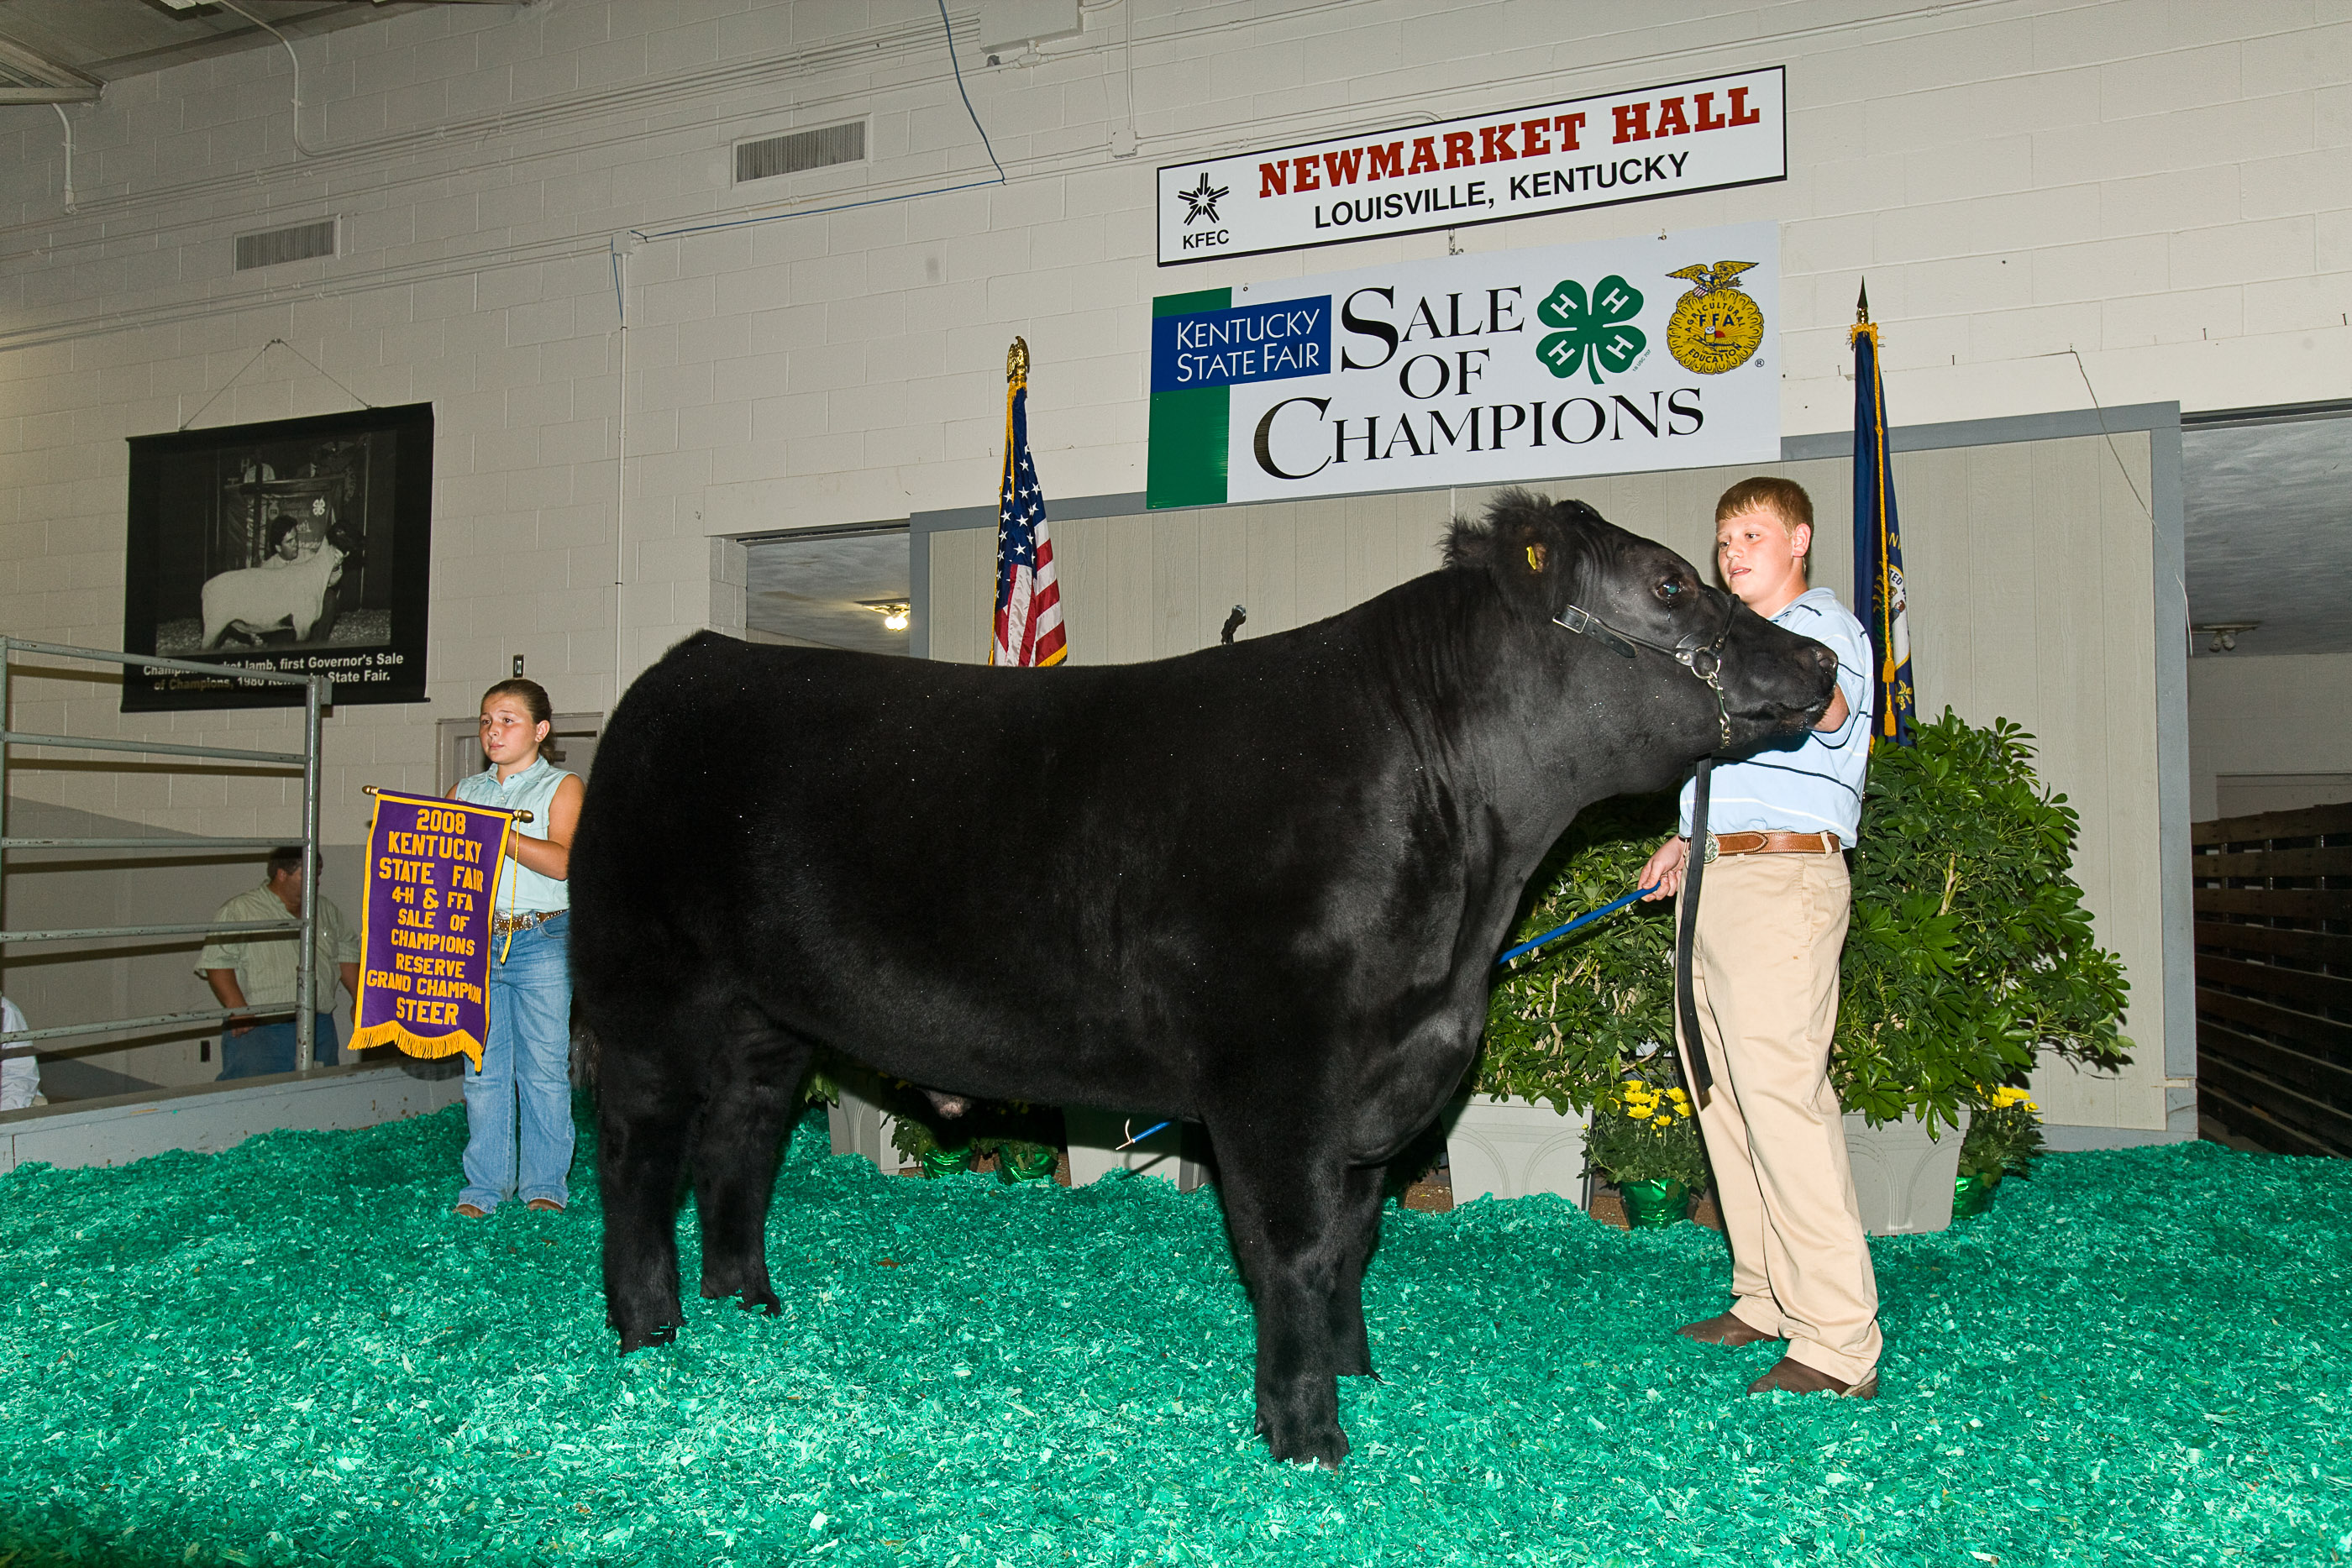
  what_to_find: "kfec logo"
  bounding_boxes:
[1536,275,1646,383]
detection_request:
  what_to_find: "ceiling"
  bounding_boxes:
[744,529,913,656]
[0,0,518,102]
[2181,407,2352,660]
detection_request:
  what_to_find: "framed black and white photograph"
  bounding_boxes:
[121,402,434,711]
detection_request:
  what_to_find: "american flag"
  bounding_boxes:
[992,369,1067,666]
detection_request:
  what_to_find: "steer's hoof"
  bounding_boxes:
[701,1272,781,1315]
[615,1319,680,1355]
[1257,1407,1349,1468]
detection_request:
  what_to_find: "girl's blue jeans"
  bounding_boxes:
[459,913,575,1213]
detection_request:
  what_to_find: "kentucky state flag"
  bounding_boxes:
[1851,318,1915,747]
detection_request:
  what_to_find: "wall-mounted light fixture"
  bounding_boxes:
[861,600,911,632]
[2192,622,2260,653]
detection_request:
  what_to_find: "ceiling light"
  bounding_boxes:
[861,600,911,632]
[2192,621,2260,653]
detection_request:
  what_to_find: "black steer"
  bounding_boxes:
[570,490,1838,1466]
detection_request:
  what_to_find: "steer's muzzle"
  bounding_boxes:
[1719,609,1841,747]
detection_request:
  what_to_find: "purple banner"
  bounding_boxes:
[351,791,514,1068]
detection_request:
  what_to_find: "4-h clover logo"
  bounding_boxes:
[1536,275,1646,383]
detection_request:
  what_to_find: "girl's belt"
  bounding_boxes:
[489,909,563,936]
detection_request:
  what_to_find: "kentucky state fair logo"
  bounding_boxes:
[1663,259,1764,374]
[1172,172,1231,254]
[1535,275,1646,383]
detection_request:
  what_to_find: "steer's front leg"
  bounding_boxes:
[1211,1141,1356,1466]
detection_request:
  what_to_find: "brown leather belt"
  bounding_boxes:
[1709,831,1842,859]
[489,909,562,937]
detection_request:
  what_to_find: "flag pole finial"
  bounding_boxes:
[1855,280,1871,325]
[1006,336,1029,384]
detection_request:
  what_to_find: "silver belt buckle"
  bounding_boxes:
[1702,832,1719,865]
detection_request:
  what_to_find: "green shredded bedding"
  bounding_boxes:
[0,1105,2345,1566]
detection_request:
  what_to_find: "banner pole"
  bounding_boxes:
[295,673,323,1072]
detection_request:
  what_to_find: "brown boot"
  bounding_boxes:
[1677,1311,1777,1348]
[1746,1356,1878,1398]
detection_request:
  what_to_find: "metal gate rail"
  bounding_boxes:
[0,637,328,1072]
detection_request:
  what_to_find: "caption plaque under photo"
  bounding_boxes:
[121,402,433,712]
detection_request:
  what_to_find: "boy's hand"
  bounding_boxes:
[1640,836,1689,899]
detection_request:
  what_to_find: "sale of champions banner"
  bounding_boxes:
[1146,221,1779,509]
[349,791,514,1068]
[1155,68,1784,266]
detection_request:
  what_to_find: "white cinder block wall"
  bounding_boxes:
[0,0,2345,1089]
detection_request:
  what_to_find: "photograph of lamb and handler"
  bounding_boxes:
[121,403,433,711]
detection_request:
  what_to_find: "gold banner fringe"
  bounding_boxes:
[350,1020,483,1072]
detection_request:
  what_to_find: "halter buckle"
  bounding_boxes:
[1553,605,1636,658]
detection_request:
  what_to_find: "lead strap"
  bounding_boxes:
[1675,756,1715,1109]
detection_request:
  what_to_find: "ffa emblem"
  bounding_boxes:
[1536,275,1646,383]
[1663,260,1764,375]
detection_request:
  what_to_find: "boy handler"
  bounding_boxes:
[1639,476,1880,1398]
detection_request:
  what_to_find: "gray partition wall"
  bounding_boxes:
[911,404,2191,1146]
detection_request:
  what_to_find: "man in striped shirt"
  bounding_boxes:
[1639,476,1881,1400]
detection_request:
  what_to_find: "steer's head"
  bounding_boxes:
[1451,489,1839,763]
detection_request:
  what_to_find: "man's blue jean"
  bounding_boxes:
[459,913,575,1213]
[217,1013,340,1079]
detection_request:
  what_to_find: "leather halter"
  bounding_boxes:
[1552,591,1736,747]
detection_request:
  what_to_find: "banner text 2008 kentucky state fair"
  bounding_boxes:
[1146,222,1779,509]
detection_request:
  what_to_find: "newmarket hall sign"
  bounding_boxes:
[1155,68,1785,266]
[1146,221,1780,509]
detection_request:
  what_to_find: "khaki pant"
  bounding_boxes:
[1673,851,1881,1383]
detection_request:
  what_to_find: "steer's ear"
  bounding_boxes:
[1473,489,1599,620]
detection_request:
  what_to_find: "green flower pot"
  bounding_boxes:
[996,1143,1058,1183]
[919,1146,973,1179]
[1952,1170,2001,1219]
[1618,1177,1691,1228]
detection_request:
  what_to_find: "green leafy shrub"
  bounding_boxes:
[1836,711,2131,1128]
[886,1098,1063,1167]
[1478,710,2131,1130]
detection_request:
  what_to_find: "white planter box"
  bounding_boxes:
[1841,1107,1971,1236]
[1443,1094,1591,1205]
[826,1084,902,1176]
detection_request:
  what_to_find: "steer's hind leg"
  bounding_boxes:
[596,1036,698,1351]
[690,1011,811,1314]
[1209,1134,1358,1467]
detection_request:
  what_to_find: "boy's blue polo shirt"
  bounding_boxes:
[1677,586,1873,844]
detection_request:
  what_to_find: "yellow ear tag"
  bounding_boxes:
[1525,543,1546,572]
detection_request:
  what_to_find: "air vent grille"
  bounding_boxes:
[735,121,865,184]
[234,218,339,271]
